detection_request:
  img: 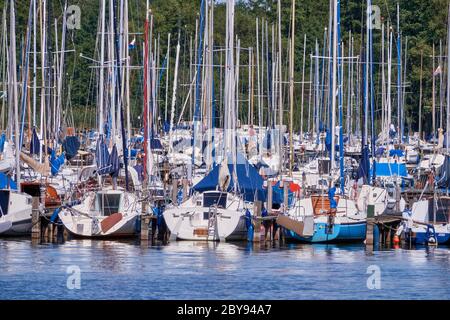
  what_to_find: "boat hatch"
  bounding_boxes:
[96,193,122,216]
[203,192,227,209]
[318,159,331,175]
[0,190,9,216]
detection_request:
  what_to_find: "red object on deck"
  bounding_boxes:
[101,213,123,233]
[289,183,301,193]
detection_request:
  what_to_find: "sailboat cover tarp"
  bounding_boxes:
[109,145,120,178]
[0,133,5,153]
[62,136,80,160]
[50,150,65,176]
[96,137,111,175]
[370,162,407,177]
[193,152,265,202]
[29,128,40,155]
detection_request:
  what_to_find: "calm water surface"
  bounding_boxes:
[0,239,449,300]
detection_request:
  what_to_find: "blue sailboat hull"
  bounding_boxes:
[406,231,450,245]
[284,221,367,243]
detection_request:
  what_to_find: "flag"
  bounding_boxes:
[433,65,442,76]
[128,38,136,50]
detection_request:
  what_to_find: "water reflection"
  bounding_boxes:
[0,238,448,300]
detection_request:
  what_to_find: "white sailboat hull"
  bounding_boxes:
[0,190,33,236]
[163,192,248,241]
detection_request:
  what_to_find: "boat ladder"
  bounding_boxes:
[207,205,218,241]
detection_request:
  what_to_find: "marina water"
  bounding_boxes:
[0,239,449,300]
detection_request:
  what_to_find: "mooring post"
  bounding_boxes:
[172,179,178,204]
[253,200,262,242]
[365,204,375,247]
[366,218,374,246]
[183,179,189,202]
[267,179,273,215]
[283,180,289,213]
[140,201,149,241]
[31,197,40,242]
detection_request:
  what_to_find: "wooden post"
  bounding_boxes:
[253,200,262,242]
[31,197,40,242]
[267,180,273,214]
[366,218,374,246]
[283,180,289,213]
[172,179,178,204]
[140,201,149,241]
[183,179,189,201]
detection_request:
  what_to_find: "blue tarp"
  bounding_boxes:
[150,138,163,150]
[371,162,407,177]
[193,153,265,202]
[50,150,65,176]
[0,173,17,190]
[95,137,111,175]
[109,145,120,178]
[389,149,404,158]
[357,145,370,183]
[62,136,80,160]
[29,129,40,155]
[271,181,294,206]
[0,133,5,153]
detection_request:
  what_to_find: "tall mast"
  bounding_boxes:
[164,33,171,124]
[289,0,295,176]
[10,0,20,183]
[32,0,37,127]
[300,34,306,142]
[418,50,423,140]
[331,0,337,171]
[447,3,450,153]
[169,33,181,154]
[277,0,283,175]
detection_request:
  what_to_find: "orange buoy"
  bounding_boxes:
[393,235,400,244]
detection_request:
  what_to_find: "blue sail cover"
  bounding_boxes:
[29,128,40,155]
[389,149,404,158]
[0,133,5,153]
[62,136,80,160]
[193,153,265,202]
[109,145,120,178]
[271,181,294,205]
[0,173,17,190]
[357,145,370,183]
[371,162,407,177]
[50,150,65,176]
[95,137,111,175]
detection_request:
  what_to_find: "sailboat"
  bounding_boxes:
[279,0,369,243]
[164,0,261,241]
[0,1,33,236]
[58,0,142,238]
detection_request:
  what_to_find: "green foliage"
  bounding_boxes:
[4,0,450,134]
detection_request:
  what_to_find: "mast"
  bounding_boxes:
[169,33,181,154]
[32,0,37,128]
[277,0,283,175]
[330,0,337,171]
[432,43,436,147]
[164,33,171,124]
[419,50,423,140]
[111,0,129,190]
[300,34,306,142]
[447,3,450,153]
[10,0,20,183]
[289,0,295,176]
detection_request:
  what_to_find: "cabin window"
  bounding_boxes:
[203,192,227,209]
[96,193,122,216]
[0,191,9,217]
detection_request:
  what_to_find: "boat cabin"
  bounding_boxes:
[94,191,123,216]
